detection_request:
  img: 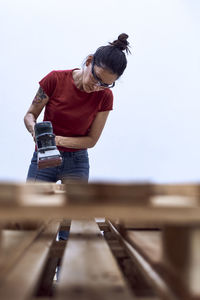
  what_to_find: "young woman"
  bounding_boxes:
[24,33,130,243]
[24,33,130,185]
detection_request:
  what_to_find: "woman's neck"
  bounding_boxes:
[72,69,84,90]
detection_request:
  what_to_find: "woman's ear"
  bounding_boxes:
[85,55,93,66]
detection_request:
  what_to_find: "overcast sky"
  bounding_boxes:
[0,0,200,183]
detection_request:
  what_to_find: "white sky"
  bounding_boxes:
[0,0,200,183]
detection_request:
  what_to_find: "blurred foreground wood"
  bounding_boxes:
[0,181,200,300]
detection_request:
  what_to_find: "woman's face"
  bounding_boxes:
[82,57,118,93]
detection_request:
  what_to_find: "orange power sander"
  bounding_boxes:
[34,121,62,169]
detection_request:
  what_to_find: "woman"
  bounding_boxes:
[24,33,130,242]
[24,33,130,184]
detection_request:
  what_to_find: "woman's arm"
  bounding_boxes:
[55,111,110,149]
[24,87,49,137]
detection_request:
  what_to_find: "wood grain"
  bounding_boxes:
[55,219,134,300]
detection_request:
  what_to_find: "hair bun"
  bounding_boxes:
[109,33,131,54]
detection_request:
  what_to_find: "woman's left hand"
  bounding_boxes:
[55,136,61,146]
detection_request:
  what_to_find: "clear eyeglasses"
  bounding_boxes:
[91,59,115,88]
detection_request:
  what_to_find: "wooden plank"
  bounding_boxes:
[49,240,66,258]
[65,182,200,206]
[110,222,200,299]
[0,182,65,205]
[0,226,44,281]
[31,297,159,300]
[55,219,134,300]
[107,221,179,300]
[36,256,59,297]
[0,220,43,230]
[0,219,61,300]
[0,183,200,225]
[1,182,200,206]
[153,184,200,197]
[126,231,162,266]
[127,227,200,298]
[163,226,200,297]
[65,181,152,205]
[1,201,200,225]
[151,195,197,207]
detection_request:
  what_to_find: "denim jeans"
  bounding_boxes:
[26,149,89,240]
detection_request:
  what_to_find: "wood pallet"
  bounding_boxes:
[0,181,200,300]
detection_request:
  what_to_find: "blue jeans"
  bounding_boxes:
[26,149,89,240]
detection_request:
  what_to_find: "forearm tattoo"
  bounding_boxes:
[32,87,47,104]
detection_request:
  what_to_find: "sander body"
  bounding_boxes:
[34,121,62,169]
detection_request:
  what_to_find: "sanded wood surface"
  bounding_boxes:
[0,219,61,300]
[55,219,134,300]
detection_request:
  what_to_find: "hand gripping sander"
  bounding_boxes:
[34,121,62,169]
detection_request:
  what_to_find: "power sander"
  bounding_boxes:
[34,121,62,169]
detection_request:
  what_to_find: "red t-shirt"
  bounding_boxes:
[39,69,113,152]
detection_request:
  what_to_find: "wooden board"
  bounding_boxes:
[118,227,198,299]
[65,181,152,205]
[126,231,162,266]
[0,182,65,205]
[0,182,200,225]
[0,219,61,300]
[162,226,200,297]
[1,202,200,226]
[107,222,179,300]
[0,226,44,281]
[55,219,134,300]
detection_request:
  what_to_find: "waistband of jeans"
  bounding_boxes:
[59,149,87,156]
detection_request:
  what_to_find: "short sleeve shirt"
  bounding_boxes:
[39,69,113,152]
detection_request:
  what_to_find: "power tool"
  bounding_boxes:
[34,121,62,169]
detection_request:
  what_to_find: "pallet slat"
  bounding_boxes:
[0,182,200,300]
[55,219,134,300]
[162,226,200,297]
[107,221,178,300]
[0,219,61,300]
[0,225,44,281]
[126,231,162,266]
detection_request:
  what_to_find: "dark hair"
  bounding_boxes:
[93,33,131,78]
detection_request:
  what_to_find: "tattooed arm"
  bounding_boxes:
[24,86,49,137]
